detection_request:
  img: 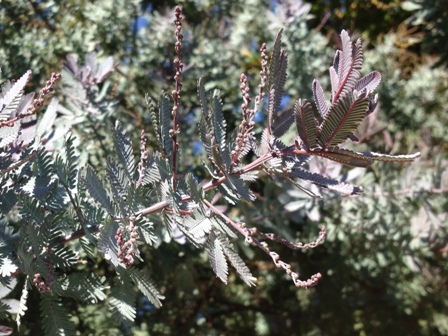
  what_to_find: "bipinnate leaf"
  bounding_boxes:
[267,29,284,92]
[291,167,362,195]
[272,108,294,138]
[53,273,106,304]
[185,173,204,201]
[331,30,363,104]
[184,210,212,239]
[313,79,329,119]
[355,71,381,92]
[109,272,136,325]
[0,70,31,112]
[0,121,20,148]
[159,92,173,155]
[40,293,76,336]
[55,134,78,190]
[311,147,420,167]
[295,99,318,150]
[206,232,228,284]
[197,78,208,116]
[219,236,256,286]
[318,92,370,148]
[129,268,164,308]
[84,165,114,214]
[358,150,421,162]
[107,157,129,199]
[211,90,226,151]
[311,146,373,168]
[141,152,162,186]
[111,122,135,180]
[0,86,22,122]
[226,175,256,201]
[268,49,288,121]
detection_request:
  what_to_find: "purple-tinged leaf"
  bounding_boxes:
[295,99,318,150]
[313,79,329,119]
[318,92,370,148]
[355,71,382,92]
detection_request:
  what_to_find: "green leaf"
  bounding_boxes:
[0,189,17,213]
[40,293,76,336]
[129,268,164,308]
[54,134,79,190]
[109,271,136,325]
[141,151,162,186]
[211,90,226,152]
[53,273,106,303]
[159,92,173,155]
[107,157,129,199]
[84,165,114,215]
[219,236,256,286]
[185,173,204,202]
[206,232,228,284]
[98,218,120,267]
[111,122,135,180]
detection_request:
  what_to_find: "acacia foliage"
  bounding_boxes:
[0,1,447,336]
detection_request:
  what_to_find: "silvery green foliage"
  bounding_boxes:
[0,13,422,336]
[362,34,448,147]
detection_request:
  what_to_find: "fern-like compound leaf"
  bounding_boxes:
[0,70,31,113]
[318,92,370,148]
[355,70,382,92]
[40,293,76,336]
[313,79,329,120]
[291,167,362,195]
[0,121,20,148]
[111,122,135,180]
[16,276,29,330]
[227,175,256,201]
[107,157,129,200]
[295,99,318,150]
[141,152,162,186]
[272,108,294,138]
[331,31,363,104]
[267,29,284,92]
[219,236,257,286]
[53,273,106,304]
[55,134,78,190]
[206,232,228,284]
[185,173,204,202]
[311,146,373,167]
[211,90,227,152]
[98,218,119,267]
[84,165,114,215]
[183,210,212,239]
[159,92,173,155]
[109,271,136,325]
[129,268,164,308]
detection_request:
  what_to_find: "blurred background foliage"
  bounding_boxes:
[1,0,447,335]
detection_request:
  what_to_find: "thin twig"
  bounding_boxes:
[203,199,323,288]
